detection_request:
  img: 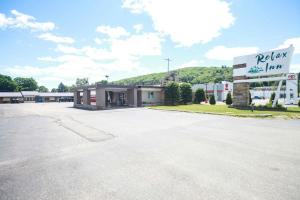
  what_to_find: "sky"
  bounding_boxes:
[0,0,300,89]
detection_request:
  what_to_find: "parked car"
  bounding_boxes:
[11,98,24,103]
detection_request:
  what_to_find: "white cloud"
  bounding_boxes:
[0,13,13,27]
[55,44,80,54]
[290,64,300,73]
[205,45,259,61]
[56,32,162,59]
[94,38,103,45]
[37,56,58,62]
[5,55,139,88]
[9,31,163,88]
[111,32,162,57]
[38,33,74,44]
[122,0,234,47]
[133,24,143,33]
[96,25,130,38]
[177,59,203,69]
[277,37,300,54]
[0,10,55,31]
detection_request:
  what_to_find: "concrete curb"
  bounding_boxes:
[148,107,273,118]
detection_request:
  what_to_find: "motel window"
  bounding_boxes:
[148,91,154,99]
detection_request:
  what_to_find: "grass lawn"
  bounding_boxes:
[149,104,300,119]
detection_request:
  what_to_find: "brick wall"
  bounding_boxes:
[233,64,249,106]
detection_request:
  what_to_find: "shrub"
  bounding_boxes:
[179,83,192,104]
[225,93,232,105]
[209,95,216,105]
[265,102,283,108]
[194,88,206,104]
[164,81,180,105]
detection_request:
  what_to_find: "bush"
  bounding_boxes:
[179,83,192,104]
[194,88,206,104]
[298,100,300,107]
[209,95,216,105]
[225,93,232,105]
[265,102,283,108]
[164,81,180,105]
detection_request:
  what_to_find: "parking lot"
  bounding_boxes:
[0,103,300,200]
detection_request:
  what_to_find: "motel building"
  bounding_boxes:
[35,92,74,102]
[21,91,74,103]
[0,91,74,103]
[21,91,39,102]
[74,84,164,110]
[249,73,299,104]
[192,81,233,102]
[0,92,24,103]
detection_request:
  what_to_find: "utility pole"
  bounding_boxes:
[164,58,171,74]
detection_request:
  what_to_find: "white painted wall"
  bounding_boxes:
[192,82,233,101]
[141,90,163,105]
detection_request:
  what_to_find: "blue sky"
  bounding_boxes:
[1,0,300,89]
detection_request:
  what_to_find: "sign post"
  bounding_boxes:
[272,75,284,107]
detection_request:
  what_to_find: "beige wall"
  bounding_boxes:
[140,89,163,105]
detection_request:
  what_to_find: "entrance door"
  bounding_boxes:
[118,93,127,106]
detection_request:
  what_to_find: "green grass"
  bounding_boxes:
[149,104,300,119]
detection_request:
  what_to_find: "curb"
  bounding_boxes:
[148,107,273,118]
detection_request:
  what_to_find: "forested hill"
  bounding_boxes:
[113,67,233,85]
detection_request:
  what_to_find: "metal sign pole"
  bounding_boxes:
[272,74,285,108]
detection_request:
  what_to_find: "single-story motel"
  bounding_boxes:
[1,75,298,107]
[0,91,73,103]
[74,84,165,110]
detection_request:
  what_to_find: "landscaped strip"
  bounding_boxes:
[148,105,300,119]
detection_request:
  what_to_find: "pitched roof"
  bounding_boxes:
[0,92,23,97]
[37,92,73,97]
[20,91,39,96]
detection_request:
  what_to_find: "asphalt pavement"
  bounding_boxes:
[0,103,300,200]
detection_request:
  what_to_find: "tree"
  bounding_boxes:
[179,83,192,104]
[14,77,38,91]
[194,88,206,104]
[225,93,232,105]
[269,92,278,106]
[51,88,57,92]
[269,92,275,104]
[57,82,68,92]
[68,85,76,92]
[298,72,300,97]
[76,78,89,86]
[249,92,252,105]
[38,85,49,92]
[298,99,300,107]
[164,81,180,105]
[96,80,108,85]
[209,95,216,105]
[0,74,17,92]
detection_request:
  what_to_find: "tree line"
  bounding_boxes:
[0,74,98,93]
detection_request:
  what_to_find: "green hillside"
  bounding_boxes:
[113,66,233,85]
